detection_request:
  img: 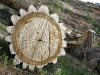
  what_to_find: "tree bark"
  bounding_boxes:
[0,0,32,11]
[73,30,96,59]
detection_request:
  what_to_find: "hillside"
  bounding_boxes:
[0,0,100,75]
[32,0,100,47]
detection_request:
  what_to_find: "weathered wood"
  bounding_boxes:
[12,12,62,65]
[67,41,78,44]
[5,5,68,70]
[72,30,96,59]
[71,29,100,73]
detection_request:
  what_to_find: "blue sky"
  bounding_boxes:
[80,0,100,3]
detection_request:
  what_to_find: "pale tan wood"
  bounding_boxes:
[22,62,28,69]
[62,40,67,47]
[17,17,59,61]
[6,26,14,34]
[19,9,27,17]
[28,5,37,13]
[13,55,22,65]
[52,58,57,64]
[67,41,78,44]
[61,30,66,39]
[5,5,68,70]
[12,12,62,66]
[59,48,66,56]
[50,14,59,23]
[5,35,12,42]
[38,5,49,15]
[9,43,16,54]
[11,15,21,25]
[29,64,35,70]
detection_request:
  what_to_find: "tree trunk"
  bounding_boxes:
[73,30,96,59]
[0,0,32,11]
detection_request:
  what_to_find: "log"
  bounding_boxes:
[5,5,67,70]
[0,0,32,11]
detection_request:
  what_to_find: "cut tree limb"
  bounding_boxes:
[67,41,78,44]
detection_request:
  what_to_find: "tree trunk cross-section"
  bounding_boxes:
[12,12,62,65]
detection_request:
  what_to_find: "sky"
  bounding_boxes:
[80,0,100,3]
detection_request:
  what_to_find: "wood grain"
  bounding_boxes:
[12,12,62,65]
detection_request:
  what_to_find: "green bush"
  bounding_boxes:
[93,23,100,35]
[88,9,94,12]
[65,8,73,13]
[94,40,100,48]
[75,3,94,13]
[47,0,52,4]
[86,15,94,23]
[93,23,100,28]
[0,23,6,30]
[55,3,63,10]
[62,0,72,3]
[3,7,9,12]
[48,6,55,14]
[79,15,94,23]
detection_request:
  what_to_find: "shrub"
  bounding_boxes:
[88,9,94,12]
[55,3,63,10]
[48,6,55,14]
[75,3,94,13]
[93,23,100,35]
[86,15,94,23]
[62,0,72,3]
[0,23,6,31]
[93,23,100,28]
[79,15,94,23]
[47,0,52,4]
[3,7,9,12]
[65,8,73,13]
